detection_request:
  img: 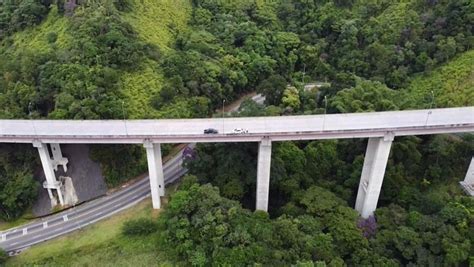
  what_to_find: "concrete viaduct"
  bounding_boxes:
[1,107,473,218]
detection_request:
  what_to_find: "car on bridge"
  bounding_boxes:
[204,128,219,134]
[231,128,249,134]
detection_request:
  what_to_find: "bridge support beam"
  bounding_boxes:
[50,143,68,172]
[460,157,474,196]
[144,141,165,209]
[33,141,64,207]
[355,134,393,218]
[256,137,272,212]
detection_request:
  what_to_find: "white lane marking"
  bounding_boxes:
[0,150,180,238]
[22,228,27,235]
[1,234,6,241]
[6,194,149,252]
[3,150,186,251]
[43,222,48,229]
[4,165,179,247]
[4,185,150,244]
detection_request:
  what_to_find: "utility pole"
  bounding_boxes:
[302,63,306,87]
[222,99,226,134]
[425,91,435,126]
[29,102,37,136]
[429,90,435,109]
[324,95,328,114]
[323,95,328,131]
[121,101,128,136]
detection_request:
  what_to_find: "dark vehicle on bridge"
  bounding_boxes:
[204,128,219,134]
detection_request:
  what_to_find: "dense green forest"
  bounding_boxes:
[0,0,473,265]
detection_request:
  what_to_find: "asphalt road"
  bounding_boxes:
[0,93,258,254]
[0,101,472,254]
[0,148,187,254]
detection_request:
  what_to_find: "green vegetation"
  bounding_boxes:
[122,0,191,51]
[155,176,473,265]
[0,248,7,264]
[0,211,34,231]
[5,200,171,266]
[0,0,50,39]
[90,144,148,187]
[9,6,72,53]
[120,60,163,119]
[119,0,192,119]
[404,50,474,108]
[1,0,473,265]
[0,0,190,191]
[122,217,158,236]
[0,144,38,220]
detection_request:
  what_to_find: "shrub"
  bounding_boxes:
[46,32,58,43]
[0,248,8,264]
[122,218,158,236]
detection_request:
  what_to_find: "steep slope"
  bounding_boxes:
[404,50,474,108]
[120,0,192,118]
[9,7,72,54]
[3,0,192,119]
[122,0,191,51]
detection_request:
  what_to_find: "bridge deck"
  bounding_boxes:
[1,107,473,143]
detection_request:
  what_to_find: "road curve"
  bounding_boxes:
[0,148,188,254]
[0,95,253,254]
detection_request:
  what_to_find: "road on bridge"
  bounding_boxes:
[0,104,472,253]
[0,93,261,254]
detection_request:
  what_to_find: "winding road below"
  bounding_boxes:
[0,93,263,254]
[0,148,187,254]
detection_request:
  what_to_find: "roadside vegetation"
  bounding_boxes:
[4,200,170,266]
[0,0,473,265]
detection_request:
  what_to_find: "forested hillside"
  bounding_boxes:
[404,50,474,108]
[0,0,192,217]
[0,0,473,265]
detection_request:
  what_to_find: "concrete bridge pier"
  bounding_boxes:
[33,141,65,207]
[50,143,68,172]
[460,157,474,196]
[355,133,394,218]
[144,141,165,209]
[256,137,272,212]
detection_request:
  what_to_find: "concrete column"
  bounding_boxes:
[46,188,58,207]
[50,143,68,172]
[460,157,474,196]
[464,157,474,183]
[256,137,272,212]
[355,134,393,218]
[33,141,64,206]
[144,141,165,209]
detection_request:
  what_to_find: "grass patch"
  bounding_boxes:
[119,0,192,119]
[120,60,163,119]
[122,0,192,51]
[10,6,72,54]
[404,50,474,108]
[0,212,35,231]
[5,200,171,266]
